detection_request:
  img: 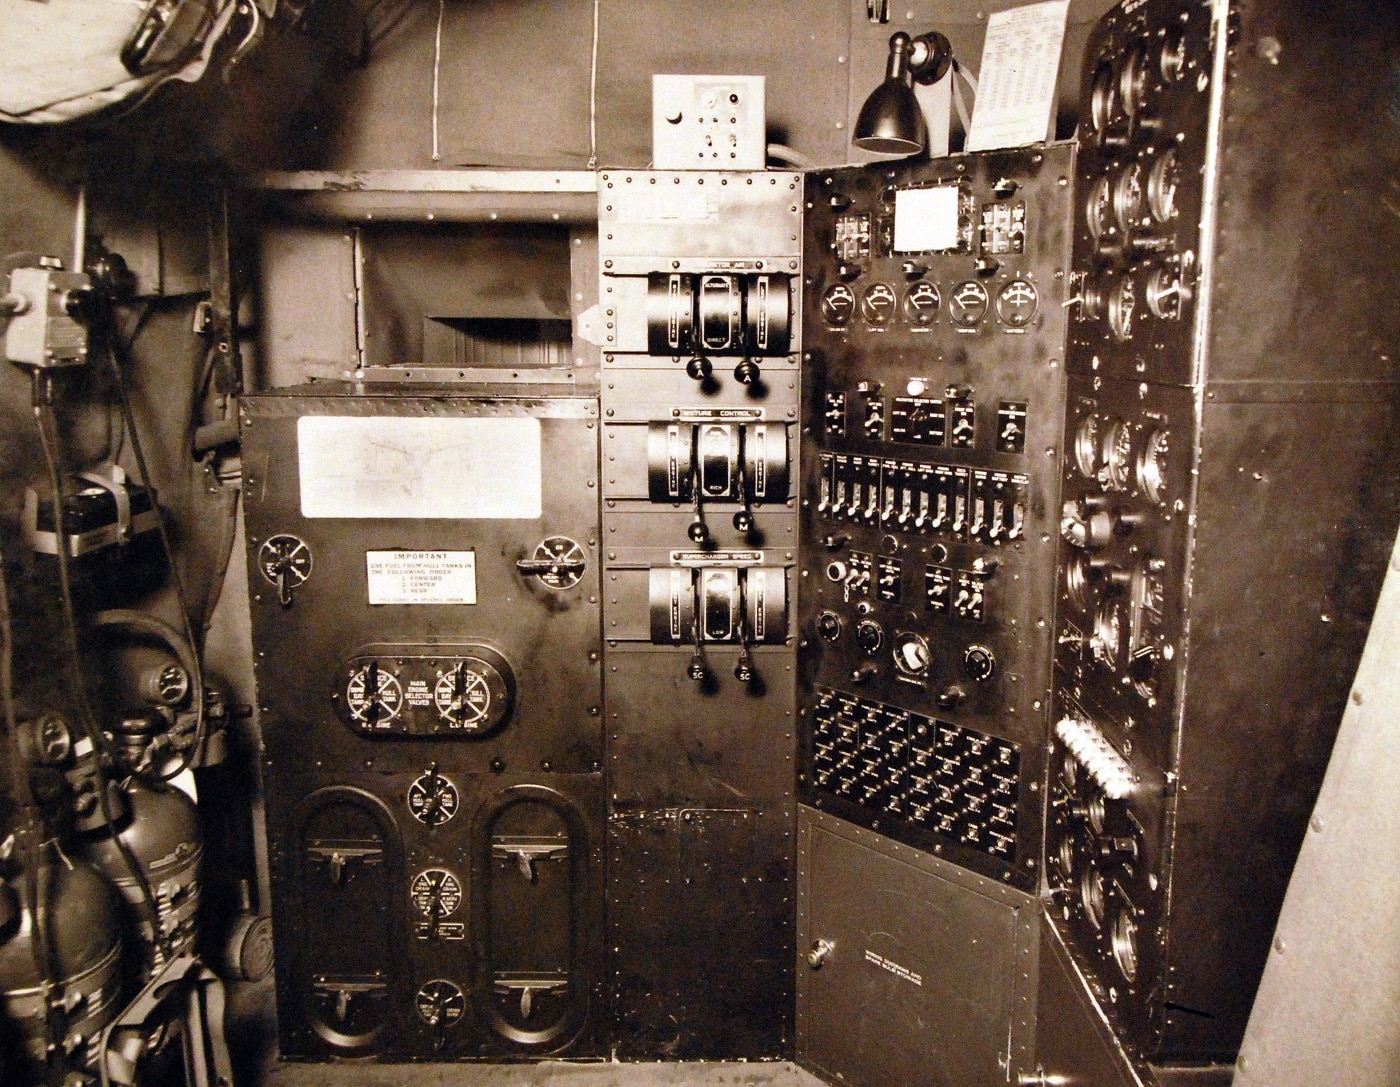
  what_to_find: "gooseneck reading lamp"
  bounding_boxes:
[853,31,954,155]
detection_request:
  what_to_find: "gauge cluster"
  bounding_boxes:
[799,145,1076,890]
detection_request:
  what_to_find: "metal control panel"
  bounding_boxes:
[598,171,801,1058]
[798,145,1075,891]
[242,387,605,1060]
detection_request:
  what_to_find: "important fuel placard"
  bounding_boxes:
[366,550,477,605]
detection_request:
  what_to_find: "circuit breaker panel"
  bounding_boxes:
[1043,0,1400,1073]
[795,146,1074,1087]
[242,388,605,1060]
[597,171,801,1057]
[798,145,1074,887]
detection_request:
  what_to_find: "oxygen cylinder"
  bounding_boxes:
[0,857,124,1073]
[81,775,203,979]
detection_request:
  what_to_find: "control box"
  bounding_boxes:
[652,74,766,171]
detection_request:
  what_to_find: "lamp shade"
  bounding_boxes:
[853,31,928,155]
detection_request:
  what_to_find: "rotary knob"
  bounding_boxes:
[963,644,997,682]
[816,610,844,643]
[855,618,884,654]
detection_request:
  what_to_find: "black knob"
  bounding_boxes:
[975,256,1000,275]
[688,653,708,681]
[734,358,761,385]
[963,644,997,682]
[837,263,862,281]
[732,509,754,533]
[901,260,928,279]
[823,533,849,551]
[991,177,1019,198]
[686,355,712,381]
[687,519,709,544]
[734,649,754,683]
[816,610,843,643]
[936,683,966,710]
[828,194,852,210]
[855,618,884,654]
[850,662,878,685]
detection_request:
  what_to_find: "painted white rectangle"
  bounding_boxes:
[893,186,961,252]
[297,416,542,519]
[366,551,477,605]
[966,0,1070,152]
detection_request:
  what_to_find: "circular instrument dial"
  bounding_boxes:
[1146,267,1186,319]
[148,663,191,707]
[1148,149,1179,223]
[415,980,466,1027]
[1086,177,1113,240]
[345,663,403,726]
[1093,601,1125,669]
[411,869,463,918]
[1055,834,1077,882]
[258,534,313,590]
[860,282,898,326]
[408,771,459,826]
[995,279,1039,327]
[1081,867,1106,930]
[1136,427,1170,504]
[1113,165,1145,233]
[434,663,493,729]
[1065,552,1093,612]
[948,281,990,327]
[1108,276,1136,342]
[1074,414,1102,478]
[1119,42,1151,117]
[902,281,941,326]
[1160,26,1188,82]
[820,283,855,327]
[1112,911,1140,981]
[1101,418,1135,490]
[1090,61,1117,134]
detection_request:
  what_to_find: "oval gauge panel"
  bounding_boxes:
[860,282,898,326]
[995,279,1038,328]
[902,281,940,326]
[948,281,990,327]
[820,283,855,327]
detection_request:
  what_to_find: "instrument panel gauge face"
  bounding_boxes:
[1113,165,1145,233]
[411,869,463,918]
[35,714,73,764]
[1090,61,1117,133]
[408,772,459,826]
[434,662,493,729]
[860,282,898,326]
[258,534,313,589]
[1112,912,1140,981]
[1148,149,1179,223]
[820,283,855,327]
[1086,177,1113,241]
[151,664,192,707]
[995,279,1039,327]
[948,281,990,327]
[1074,414,1102,478]
[1081,867,1107,930]
[1065,552,1093,612]
[1136,427,1170,504]
[1101,418,1135,490]
[1160,26,1187,82]
[415,980,466,1027]
[1092,601,1125,669]
[1119,42,1151,118]
[346,663,403,726]
[1108,276,1136,341]
[902,281,941,325]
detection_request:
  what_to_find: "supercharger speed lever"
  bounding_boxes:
[687,580,709,682]
[734,574,755,683]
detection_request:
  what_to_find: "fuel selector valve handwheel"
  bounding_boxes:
[515,536,587,590]
[334,645,516,738]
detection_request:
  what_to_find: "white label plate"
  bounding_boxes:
[297,416,542,519]
[366,551,477,605]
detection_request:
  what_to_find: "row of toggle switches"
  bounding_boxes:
[817,454,1027,544]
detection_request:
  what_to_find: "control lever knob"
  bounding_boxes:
[734,648,754,683]
[687,519,709,544]
[734,358,761,385]
[936,683,966,710]
[901,260,928,279]
[732,509,754,533]
[837,263,862,281]
[850,662,878,685]
[686,355,712,381]
[687,653,708,681]
[992,177,1020,198]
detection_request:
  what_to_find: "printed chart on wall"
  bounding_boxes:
[966,0,1070,152]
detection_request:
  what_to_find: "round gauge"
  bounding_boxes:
[1086,177,1113,240]
[1089,61,1118,133]
[345,662,403,726]
[820,283,855,327]
[1062,750,1080,791]
[902,281,941,326]
[893,631,931,676]
[1113,165,1145,233]
[948,281,990,327]
[433,662,492,729]
[415,980,466,1027]
[258,534,313,592]
[35,714,73,765]
[1065,552,1093,611]
[1119,42,1151,118]
[1112,911,1140,982]
[1093,601,1125,669]
[1074,414,1102,478]
[995,279,1039,328]
[963,644,996,682]
[855,618,885,655]
[1136,427,1170,504]
[860,282,898,326]
[1056,834,1077,882]
[407,771,459,826]
[146,663,191,708]
[1084,793,1107,836]
[1081,867,1106,930]
[1101,418,1135,490]
[1148,149,1179,222]
[1108,276,1136,342]
[410,869,463,918]
[1146,268,1184,319]
[1160,25,1188,82]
